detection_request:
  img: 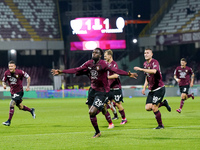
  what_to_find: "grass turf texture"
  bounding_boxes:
[0,97,200,150]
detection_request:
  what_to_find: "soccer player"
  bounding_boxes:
[174,58,194,113]
[51,48,137,138]
[104,49,127,124]
[134,48,171,129]
[2,61,36,126]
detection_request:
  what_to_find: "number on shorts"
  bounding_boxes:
[114,95,121,102]
[95,99,103,107]
[12,94,19,99]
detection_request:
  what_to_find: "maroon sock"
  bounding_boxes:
[8,107,14,121]
[96,110,100,115]
[180,99,185,109]
[90,116,100,133]
[154,110,163,126]
[119,109,126,119]
[104,111,112,124]
[22,105,31,112]
[159,101,164,107]
[187,94,192,98]
[106,104,110,109]
[114,113,118,118]
[113,102,117,107]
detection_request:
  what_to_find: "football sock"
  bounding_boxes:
[159,101,164,107]
[104,111,112,124]
[9,107,14,121]
[106,104,110,109]
[96,110,100,115]
[114,113,118,118]
[154,110,162,126]
[113,102,117,107]
[180,99,185,109]
[187,94,192,98]
[109,102,117,114]
[22,105,31,112]
[90,116,100,133]
[119,109,126,120]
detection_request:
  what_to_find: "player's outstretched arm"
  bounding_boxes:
[51,69,62,75]
[134,67,156,74]
[108,74,119,79]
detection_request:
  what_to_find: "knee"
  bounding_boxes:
[89,110,96,116]
[17,105,23,110]
[181,94,187,100]
[145,105,152,111]
[146,108,152,111]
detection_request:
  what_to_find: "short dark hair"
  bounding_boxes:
[145,48,153,51]
[105,49,113,56]
[8,60,15,65]
[181,58,187,62]
[95,47,103,56]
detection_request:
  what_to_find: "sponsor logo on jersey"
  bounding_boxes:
[9,77,17,84]
[90,70,98,79]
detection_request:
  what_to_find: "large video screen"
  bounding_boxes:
[70,17,126,51]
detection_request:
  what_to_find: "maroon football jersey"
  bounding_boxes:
[143,59,164,91]
[107,60,122,89]
[62,59,128,92]
[174,66,193,86]
[2,69,30,94]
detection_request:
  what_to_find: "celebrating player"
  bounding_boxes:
[104,49,127,124]
[2,61,36,126]
[174,58,194,113]
[51,48,137,138]
[134,48,171,129]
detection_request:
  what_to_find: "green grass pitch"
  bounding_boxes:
[0,97,200,150]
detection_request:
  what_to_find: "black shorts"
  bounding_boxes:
[108,89,123,103]
[179,85,190,94]
[11,91,24,106]
[146,86,165,105]
[86,88,108,111]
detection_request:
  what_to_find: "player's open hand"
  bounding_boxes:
[128,71,138,79]
[51,69,61,75]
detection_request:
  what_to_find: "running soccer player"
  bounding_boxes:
[76,70,115,129]
[52,48,137,138]
[134,48,171,129]
[174,58,194,113]
[2,61,36,126]
[104,49,127,124]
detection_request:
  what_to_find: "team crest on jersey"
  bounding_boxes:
[96,66,100,71]
[16,75,19,78]
[185,70,188,72]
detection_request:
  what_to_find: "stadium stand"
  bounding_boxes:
[151,0,200,35]
[0,66,52,85]
[0,0,61,41]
